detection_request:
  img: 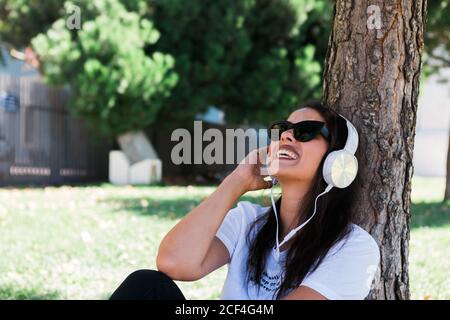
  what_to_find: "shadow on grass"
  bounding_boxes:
[99,194,270,220]
[0,285,60,300]
[101,191,448,229]
[411,200,450,229]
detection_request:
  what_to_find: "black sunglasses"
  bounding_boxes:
[268,120,330,142]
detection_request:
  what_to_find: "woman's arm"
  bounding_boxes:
[281,286,327,300]
[156,147,272,281]
[156,176,245,280]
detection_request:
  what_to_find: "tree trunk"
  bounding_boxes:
[322,0,427,299]
[445,132,450,200]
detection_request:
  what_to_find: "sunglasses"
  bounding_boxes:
[268,120,330,142]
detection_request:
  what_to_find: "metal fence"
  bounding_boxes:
[0,75,110,186]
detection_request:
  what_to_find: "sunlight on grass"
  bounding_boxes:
[411,176,446,202]
[0,176,448,299]
[409,176,449,300]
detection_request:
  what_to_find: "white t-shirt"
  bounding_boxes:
[215,201,380,300]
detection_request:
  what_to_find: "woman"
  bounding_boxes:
[110,101,380,300]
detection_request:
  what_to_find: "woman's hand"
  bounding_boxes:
[225,146,273,193]
[158,148,272,280]
[157,146,273,281]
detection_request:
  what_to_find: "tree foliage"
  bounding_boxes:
[31,0,178,136]
[150,0,332,127]
[1,0,333,133]
[425,1,450,72]
[0,0,64,47]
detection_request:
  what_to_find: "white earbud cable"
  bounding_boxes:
[270,184,281,253]
[271,183,333,254]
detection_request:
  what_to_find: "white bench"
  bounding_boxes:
[109,131,162,185]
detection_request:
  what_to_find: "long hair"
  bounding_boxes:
[245,100,360,299]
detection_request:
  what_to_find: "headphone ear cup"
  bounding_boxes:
[323,151,337,186]
[323,150,358,188]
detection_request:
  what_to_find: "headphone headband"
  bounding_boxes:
[339,114,359,155]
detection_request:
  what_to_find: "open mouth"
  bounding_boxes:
[276,148,299,160]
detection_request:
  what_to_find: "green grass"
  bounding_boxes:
[0,177,448,300]
[409,177,449,300]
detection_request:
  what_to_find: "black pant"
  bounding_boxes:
[110,269,186,300]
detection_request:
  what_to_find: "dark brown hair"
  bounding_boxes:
[246,100,360,299]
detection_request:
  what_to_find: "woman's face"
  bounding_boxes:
[267,108,330,184]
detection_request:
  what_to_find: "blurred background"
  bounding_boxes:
[0,0,448,299]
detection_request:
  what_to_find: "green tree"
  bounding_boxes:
[150,0,332,128]
[31,0,178,136]
[1,0,332,132]
[425,1,450,70]
[0,0,64,48]
[424,0,450,200]
[0,0,146,46]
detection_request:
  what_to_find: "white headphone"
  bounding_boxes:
[268,113,359,255]
[322,114,359,188]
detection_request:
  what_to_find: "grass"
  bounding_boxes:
[409,177,449,300]
[0,177,448,300]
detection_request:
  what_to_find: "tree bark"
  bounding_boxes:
[322,0,427,299]
[445,132,450,200]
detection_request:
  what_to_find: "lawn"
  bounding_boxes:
[0,177,448,300]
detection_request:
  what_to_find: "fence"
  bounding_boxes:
[0,74,111,186]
